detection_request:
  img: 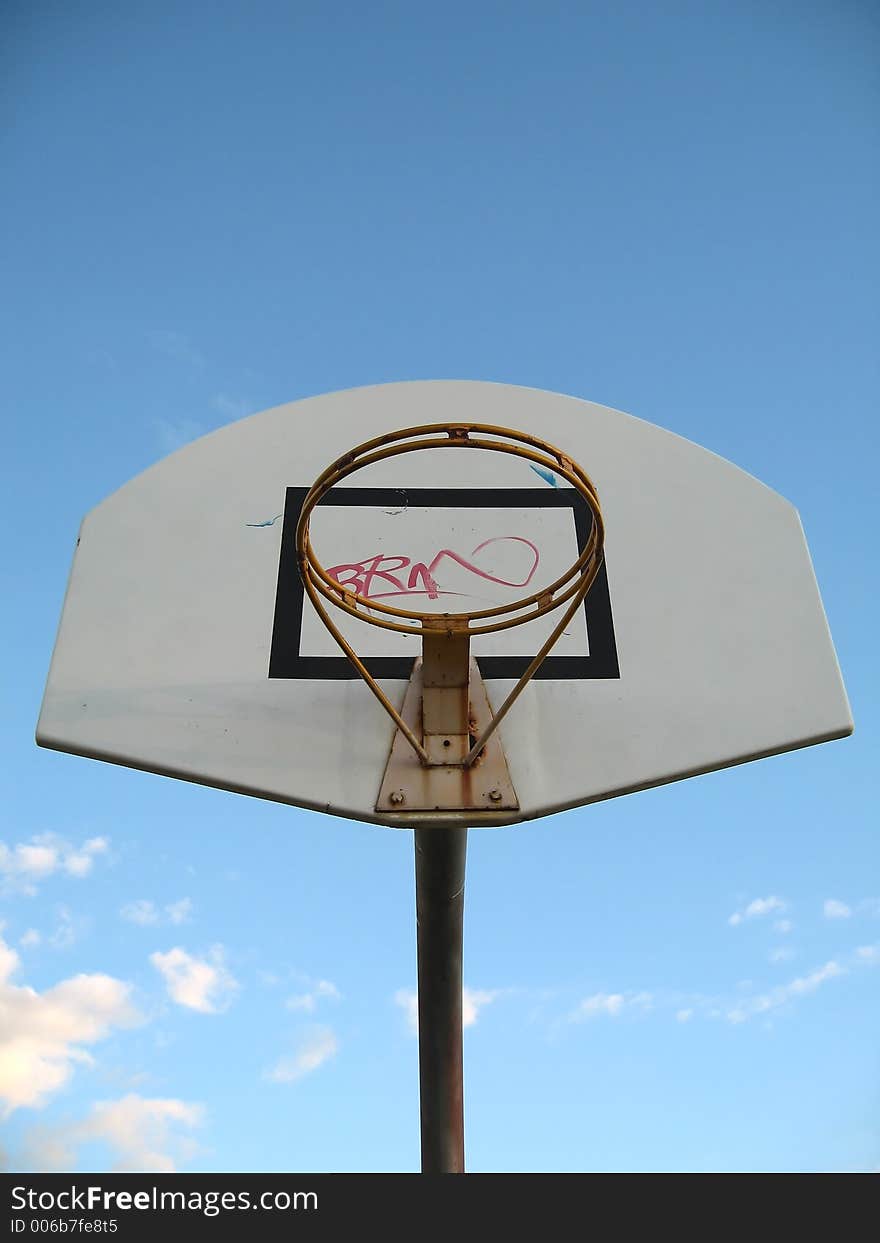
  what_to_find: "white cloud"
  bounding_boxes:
[64,838,108,879]
[121,899,192,928]
[121,900,158,926]
[165,899,192,926]
[768,946,795,964]
[48,907,78,950]
[787,961,843,995]
[0,835,108,895]
[462,988,501,1028]
[25,1095,203,1173]
[856,945,880,964]
[676,1009,693,1023]
[774,919,793,934]
[16,846,59,881]
[395,989,419,1035]
[725,960,844,1024]
[823,899,852,920]
[19,930,41,949]
[0,938,20,985]
[571,990,654,1021]
[575,992,626,1019]
[150,947,237,1014]
[266,1027,338,1084]
[0,934,141,1116]
[286,979,341,1013]
[728,896,786,926]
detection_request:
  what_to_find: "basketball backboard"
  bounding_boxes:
[36,381,852,825]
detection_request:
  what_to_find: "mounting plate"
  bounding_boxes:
[376,658,519,821]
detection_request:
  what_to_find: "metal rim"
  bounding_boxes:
[295,423,605,639]
[295,423,606,771]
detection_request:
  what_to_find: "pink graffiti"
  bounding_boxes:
[327,536,540,602]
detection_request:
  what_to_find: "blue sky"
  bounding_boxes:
[2,2,877,1172]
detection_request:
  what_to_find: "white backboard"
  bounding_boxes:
[37,381,852,825]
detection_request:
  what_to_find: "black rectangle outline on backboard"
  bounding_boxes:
[268,487,620,680]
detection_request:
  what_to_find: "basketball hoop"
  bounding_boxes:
[296,423,605,813]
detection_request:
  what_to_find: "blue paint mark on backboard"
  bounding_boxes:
[246,514,283,527]
[529,463,559,488]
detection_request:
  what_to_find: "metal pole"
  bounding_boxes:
[414,826,467,1173]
